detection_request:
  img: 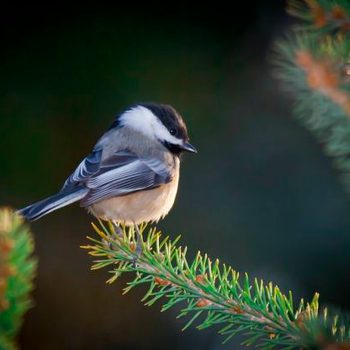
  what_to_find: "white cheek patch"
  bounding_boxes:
[119,106,156,137]
[119,105,183,145]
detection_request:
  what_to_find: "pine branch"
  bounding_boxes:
[82,222,350,349]
[0,208,37,350]
[274,0,350,194]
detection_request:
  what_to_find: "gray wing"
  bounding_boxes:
[62,148,172,207]
[61,147,103,191]
[81,157,171,207]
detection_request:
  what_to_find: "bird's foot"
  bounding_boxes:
[112,220,123,238]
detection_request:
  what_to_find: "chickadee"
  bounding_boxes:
[19,103,197,225]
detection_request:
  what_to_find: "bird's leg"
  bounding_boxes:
[102,220,123,251]
[132,224,143,267]
[134,224,143,255]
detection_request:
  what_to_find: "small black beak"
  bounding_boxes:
[181,141,198,153]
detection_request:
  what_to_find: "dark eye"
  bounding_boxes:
[169,128,177,135]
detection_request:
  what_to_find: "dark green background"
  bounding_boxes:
[1,2,349,349]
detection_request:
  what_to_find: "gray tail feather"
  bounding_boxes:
[18,187,88,221]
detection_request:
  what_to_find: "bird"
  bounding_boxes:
[19,103,197,227]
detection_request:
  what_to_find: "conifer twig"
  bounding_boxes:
[82,222,350,349]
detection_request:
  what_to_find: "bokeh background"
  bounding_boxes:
[1,1,350,349]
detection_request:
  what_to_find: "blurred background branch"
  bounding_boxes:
[276,0,350,194]
[0,208,37,350]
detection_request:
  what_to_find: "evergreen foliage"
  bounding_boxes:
[82,222,350,349]
[0,208,37,350]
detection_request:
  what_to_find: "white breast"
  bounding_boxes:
[87,160,180,225]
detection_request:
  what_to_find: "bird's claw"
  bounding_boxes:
[112,220,123,238]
